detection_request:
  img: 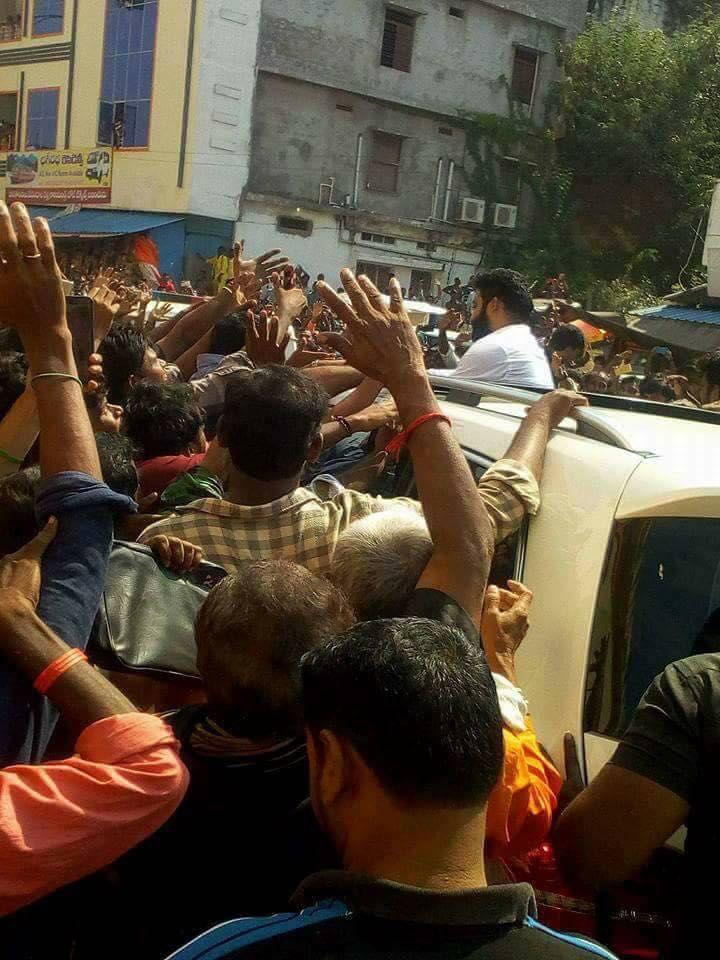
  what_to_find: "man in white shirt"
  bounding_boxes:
[431,269,553,390]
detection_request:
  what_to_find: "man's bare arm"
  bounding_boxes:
[0,203,101,480]
[503,391,587,483]
[321,272,494,625]
[555,764,688,890]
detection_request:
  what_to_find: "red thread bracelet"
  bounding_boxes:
[385,411,452,454]
[34,649,88,696]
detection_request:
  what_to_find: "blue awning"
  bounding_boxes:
[27,207,184,238]
[633,304,720,327]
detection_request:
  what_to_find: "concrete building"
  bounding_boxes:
[238,0,588,292]
[0,0,258,277]
[0,1,587,288]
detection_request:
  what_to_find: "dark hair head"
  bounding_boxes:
[473,268,533,322]
[195,560,354,738]
[302,618,504,807]
[219,366,328,480]
[648,346,674,375]
[0,328,24,353]
[703,350,720,387]
[210,312,247,356]
[548,323,585,355]
[0,351,28,420]
[639,376,673,402]
[124,381,204,459]
[99,329,151,405]
[0,466,41,558]
[96,433,138,498]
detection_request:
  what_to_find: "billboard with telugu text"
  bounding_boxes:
[0,148,113,204]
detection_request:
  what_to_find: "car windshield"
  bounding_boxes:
[585,517,720,739]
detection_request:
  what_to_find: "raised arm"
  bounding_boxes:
[0,533,186,915]
[0,387,38,479]
[0,202,135,765]
[503,390,587,484]
[0,202,101,480]
[321,270,494,625]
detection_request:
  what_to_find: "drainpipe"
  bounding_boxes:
[443,159,455,221]
[352,133,363,207]
[430,157,444,219]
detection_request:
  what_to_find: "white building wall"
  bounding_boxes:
[187,0,261,221]
[238,201,479,290]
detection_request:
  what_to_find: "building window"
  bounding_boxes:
[448,6,464,17]
[497,157,521,204]
[0,91,17,150]
[367,131,403,193]
[32,0,64,37]
[380,9,414,72]
[98,0,157,148]
[361,232,396,245]
[356,261,396,292]
[335,103,353,113]
[511,47,539,106]
[438,126,453,136]
[0,1,23,42]
[26,87,59,149]
[276,215,313,237]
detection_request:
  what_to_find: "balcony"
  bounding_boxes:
[0,0,22,43]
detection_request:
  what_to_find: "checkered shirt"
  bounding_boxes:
[138,458,539,576]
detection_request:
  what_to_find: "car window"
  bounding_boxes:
[386,448,526,587]
[584,517,720,739]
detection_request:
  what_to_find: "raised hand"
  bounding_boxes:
[244,309,289,367]
[88,284,120,344]
[0,202,65,341]
[233,243,289,283]
[228,270,261,309]
[272,270,307,332]
[318,270,425,389]
[530,389,589,430]
[0,517,58,608]
[481,579,534,683]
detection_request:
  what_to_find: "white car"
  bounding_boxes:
[424,377,720,782]
[409,378,719,951]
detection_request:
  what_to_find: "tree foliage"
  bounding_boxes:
[560,12,720,289]
[463,12,720,296]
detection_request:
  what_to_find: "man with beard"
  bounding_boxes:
[433,269,553,390]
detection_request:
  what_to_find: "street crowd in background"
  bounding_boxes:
[0,199,716,960]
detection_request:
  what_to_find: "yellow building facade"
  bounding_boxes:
[0,0,258,277]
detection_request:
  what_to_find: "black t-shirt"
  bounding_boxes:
[404,587,479,641]
[611,653,720,956]
[169,871,618,959]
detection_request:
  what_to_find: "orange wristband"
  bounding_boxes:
[34,648,88,696]
[385,412,452,454]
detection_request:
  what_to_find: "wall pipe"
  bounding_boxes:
[442,159,455,221]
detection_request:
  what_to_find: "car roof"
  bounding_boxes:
[453,392,720,515]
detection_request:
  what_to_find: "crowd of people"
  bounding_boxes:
[0,198,712,960]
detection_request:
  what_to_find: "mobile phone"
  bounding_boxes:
[65,296,95,381]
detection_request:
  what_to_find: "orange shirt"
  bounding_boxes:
[486,718,562,861]
[0,713,188,916]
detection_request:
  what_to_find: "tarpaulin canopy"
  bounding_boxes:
[27,207,184,239]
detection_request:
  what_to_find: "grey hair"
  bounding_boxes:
[330,509,433,621]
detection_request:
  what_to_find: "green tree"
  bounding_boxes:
[559,13,720,290]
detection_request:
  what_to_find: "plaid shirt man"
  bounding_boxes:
[138,459,539,576]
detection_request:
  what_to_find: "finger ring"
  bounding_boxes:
[23,253,42,260]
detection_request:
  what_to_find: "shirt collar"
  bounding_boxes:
[177,486,322,519]
[292,871,536,927]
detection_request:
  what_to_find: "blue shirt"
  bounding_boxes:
[0,472,136,766]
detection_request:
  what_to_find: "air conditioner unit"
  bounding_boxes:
[493,203,518,229]
[459,197,486,224]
